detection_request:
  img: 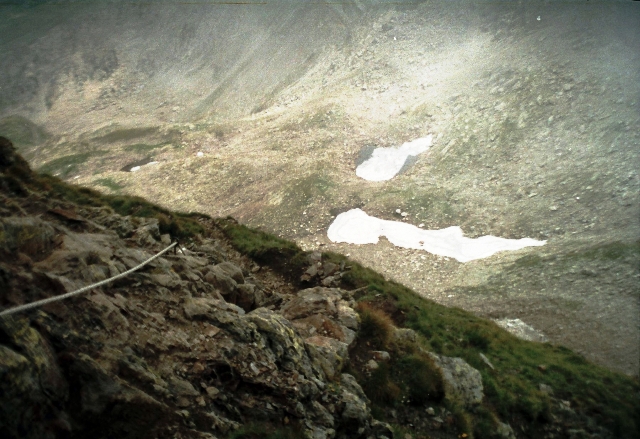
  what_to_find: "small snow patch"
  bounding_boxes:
[356,135,432,181]
[493,318,548,342]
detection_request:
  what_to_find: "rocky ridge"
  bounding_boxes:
[1,135,638,439]
[0,135,398,438]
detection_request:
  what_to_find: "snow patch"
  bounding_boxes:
[356,135,432,181]
[327,209,545,263]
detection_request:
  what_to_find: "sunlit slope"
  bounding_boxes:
[0,1,361,130]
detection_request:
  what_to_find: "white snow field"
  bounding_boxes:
[327,209,546,262]
[355,135,433,181]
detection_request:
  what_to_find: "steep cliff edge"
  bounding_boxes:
[0,136,638,439]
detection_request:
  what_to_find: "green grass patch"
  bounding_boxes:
[93,177,125,192]
[28,174,204,239]
[38,151,108,179]
[512,241,640,270]
[280,105,343,133]
[218,219,308,282]
[219,220,301,260]
[284,173,334,208]
[566,240,640,262]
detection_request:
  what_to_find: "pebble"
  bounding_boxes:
[366,359,379,371]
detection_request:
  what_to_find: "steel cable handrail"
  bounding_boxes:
[0,242,177,318]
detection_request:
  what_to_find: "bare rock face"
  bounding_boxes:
[204,264,238,296]
[305,335,349,380]
[214,261,245,284]
[0,316,69,439]
[282,287,359,346]
[63,353,173,438]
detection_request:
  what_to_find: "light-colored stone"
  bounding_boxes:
[428,353,484,408]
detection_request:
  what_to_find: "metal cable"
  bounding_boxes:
[0,241,178,318]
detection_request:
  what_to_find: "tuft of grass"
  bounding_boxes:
[396,353,444,406]
[360,363,402,406]
[356,302,394,349]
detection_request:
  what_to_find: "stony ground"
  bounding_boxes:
[1,1,638,376]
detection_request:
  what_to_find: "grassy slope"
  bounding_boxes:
[219,220,639,438]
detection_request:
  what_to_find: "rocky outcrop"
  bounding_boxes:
[282,287,359,346]
[0,139,393,438]
[427,353,484,408]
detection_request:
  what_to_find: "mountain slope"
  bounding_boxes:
[0,0,638,376]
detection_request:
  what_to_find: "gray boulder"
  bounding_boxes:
[427,353,484,408]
